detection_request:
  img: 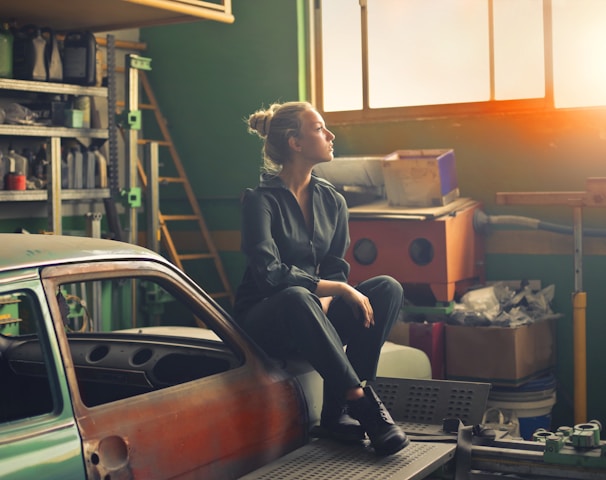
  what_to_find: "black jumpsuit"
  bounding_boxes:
[234,174,403,401]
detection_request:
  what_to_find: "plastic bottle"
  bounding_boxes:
[31,28,47,81]
[42,27,62,82]
[93,147,107,188]
[0,150,6,189]
[63,31,96,86]
[12,25,47,81]
[72,147,83,189]
[0,23,13,78]
[5,148,27,190]
[33,142,48,180]
[84,147,96,188]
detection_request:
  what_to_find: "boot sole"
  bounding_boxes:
[374,435,411,456]
[310,425,366,445]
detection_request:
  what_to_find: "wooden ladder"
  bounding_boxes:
[133,71,235,306]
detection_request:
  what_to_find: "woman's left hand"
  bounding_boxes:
[341,286,375,328]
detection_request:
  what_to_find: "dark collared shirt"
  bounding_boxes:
[234,174,350,317]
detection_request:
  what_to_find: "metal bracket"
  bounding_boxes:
[127,110,142,130]
[121,187,142,208]
[128,55,152,71]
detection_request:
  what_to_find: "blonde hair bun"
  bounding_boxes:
[248,109,274,137]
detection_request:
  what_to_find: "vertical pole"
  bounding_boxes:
[572,206,587,424]
[48,136,62,234]
[359,0,369,110]
[145,142,160,253]
[125,54,140,245]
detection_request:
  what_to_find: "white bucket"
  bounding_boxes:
[486,375,557,439]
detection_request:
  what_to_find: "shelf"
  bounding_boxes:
[0,0,234,33]
[0,36,119,235]
[0,79,107,97]
[0,124,109,139]
[0,78,109,139]
[0,189,111,202]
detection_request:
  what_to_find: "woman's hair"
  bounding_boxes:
[247,101,313,173]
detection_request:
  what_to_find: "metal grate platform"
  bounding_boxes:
[240,438,455,480]
[372,377,491,435]
[242,378,490,479]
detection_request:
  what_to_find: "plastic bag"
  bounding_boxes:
[5,103,38,125]
[481,407,520,438]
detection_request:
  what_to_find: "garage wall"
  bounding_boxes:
[141,0,606,428]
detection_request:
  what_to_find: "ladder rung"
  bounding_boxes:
[138,139,171,146]
[115,101,154,110]
[162,214,199,222]
[178,253,215,261]
[159,176,185,184]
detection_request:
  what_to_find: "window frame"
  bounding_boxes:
[309,0,555,124]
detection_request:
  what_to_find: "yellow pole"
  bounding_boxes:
[572,291,587,424]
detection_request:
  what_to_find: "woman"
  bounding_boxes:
[234,101,409,456]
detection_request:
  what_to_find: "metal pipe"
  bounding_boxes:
[573,291,587,424]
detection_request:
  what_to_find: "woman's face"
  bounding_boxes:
[293,108,336,165]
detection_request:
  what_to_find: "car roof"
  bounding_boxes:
[0,234,166,272]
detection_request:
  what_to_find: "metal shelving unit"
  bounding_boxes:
[0,39,117,234]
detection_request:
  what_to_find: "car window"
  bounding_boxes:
[0,290,54,424]
[55,275,243,408]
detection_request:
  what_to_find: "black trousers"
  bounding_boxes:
[236,275,403,402]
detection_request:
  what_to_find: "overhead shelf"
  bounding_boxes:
[0,0,234,32]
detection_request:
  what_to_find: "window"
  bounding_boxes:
[312,0,606,121]
[0,290,54,424]
[54,275,242,408]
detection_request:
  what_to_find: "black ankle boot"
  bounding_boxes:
[348,386,410,455]
[319,400,365,444]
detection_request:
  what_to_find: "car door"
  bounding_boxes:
[0,274,86,480]
[41,259,308,480]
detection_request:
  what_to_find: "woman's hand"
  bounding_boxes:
[340,285,375,328]
[316,280,374,328]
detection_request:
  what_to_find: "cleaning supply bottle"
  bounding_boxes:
[0,23,13,78]
[63,31,96,86]
[42,27,62,82]
[5,148,27,190]
[31,28,47,81]
[12,25,47,81]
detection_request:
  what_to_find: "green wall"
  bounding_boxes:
[141,0,606,429]
[141,0,301,295]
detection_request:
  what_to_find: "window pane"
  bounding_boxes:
[552,0,606,108]
[320,0,363,111]
[367,0,490,108]
[57,276,241,407]
[493,0,545,100]
[1,290,54,423]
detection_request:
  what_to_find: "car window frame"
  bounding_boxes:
[40,259,253,411]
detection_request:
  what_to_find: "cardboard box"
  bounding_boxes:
[387,321,410,346]
[445,318,556,386]
[382,149,459,207]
